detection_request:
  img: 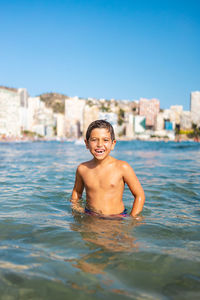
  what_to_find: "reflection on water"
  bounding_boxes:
[0,141,200,299]
[67,214,146,295]
[71,212,142,252]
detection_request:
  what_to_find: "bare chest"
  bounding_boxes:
[83,168,123,190]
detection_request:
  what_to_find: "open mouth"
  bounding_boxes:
[95,149,105,154]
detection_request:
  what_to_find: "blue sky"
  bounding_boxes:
[0,0,200,109]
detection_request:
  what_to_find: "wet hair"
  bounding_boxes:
[86,120,115,141]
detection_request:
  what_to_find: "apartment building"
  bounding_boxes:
[139,98,160,129]
[0,88,21,137]
[65,97,86,138]
[190,91,200,125]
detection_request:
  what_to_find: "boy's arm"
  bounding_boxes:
[122,162,145,217]
[71,166,85,213]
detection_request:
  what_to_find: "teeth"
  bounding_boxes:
[96,150,104,153]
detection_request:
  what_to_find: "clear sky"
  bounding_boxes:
[0,0,200,109]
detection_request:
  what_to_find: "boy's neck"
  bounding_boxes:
[92,155,113,166]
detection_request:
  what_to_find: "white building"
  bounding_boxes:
[19,88,29,132]
[83,104,99,137]
[133,115,146,133]
[54,113,65,138]
[26,97,55,137]
[125,113,134,138]
[180,111,192,130]
[156,107,182,131]
[0,88,21,137]
[190,91,200,126]
[169,105,183,126]
[65,97,86,138]
[156,112,164,131]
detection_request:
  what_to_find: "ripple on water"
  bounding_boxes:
[0,141,200,299]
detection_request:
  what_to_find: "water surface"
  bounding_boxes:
[0,140,200,299]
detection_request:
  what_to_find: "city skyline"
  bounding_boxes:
[1,86,199,141]
[0,0,200,110]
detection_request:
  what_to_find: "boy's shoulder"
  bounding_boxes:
[116,159,132,168]
[112,157,129,165]
[111,157,132,171]
[76,160,94,171]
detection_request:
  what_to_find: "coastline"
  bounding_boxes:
[0,134,197,143]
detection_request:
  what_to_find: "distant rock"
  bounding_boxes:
[0,86,18,92]
[39,92,69,114]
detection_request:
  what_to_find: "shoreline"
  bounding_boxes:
[0,135,197,143]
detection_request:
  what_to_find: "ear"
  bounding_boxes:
[111,139,116,150]
[84,139,89,149]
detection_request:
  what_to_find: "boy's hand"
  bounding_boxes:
[71,199,85,213]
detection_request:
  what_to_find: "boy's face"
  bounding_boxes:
[85,128,116,160]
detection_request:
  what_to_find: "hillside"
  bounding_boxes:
[39,92,69,114]
[0,86,18,92]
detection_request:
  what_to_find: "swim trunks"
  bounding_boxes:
[85,207,128,217]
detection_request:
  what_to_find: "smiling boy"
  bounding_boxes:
[71,120,145,217]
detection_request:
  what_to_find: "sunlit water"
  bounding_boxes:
[0,140,199,300]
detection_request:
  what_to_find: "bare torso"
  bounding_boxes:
[79,156,125,215]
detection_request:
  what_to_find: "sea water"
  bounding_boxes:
[0,140,199,300]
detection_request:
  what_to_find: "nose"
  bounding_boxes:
[97,139,103,147]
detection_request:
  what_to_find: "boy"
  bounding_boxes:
[71,120,145,217]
